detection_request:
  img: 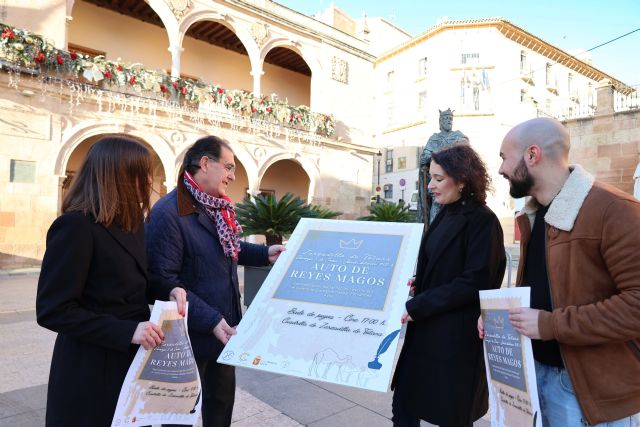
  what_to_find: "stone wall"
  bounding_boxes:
[564,82,640,195]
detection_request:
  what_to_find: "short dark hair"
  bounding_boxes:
[62,136,152,232]
[181,135,233,179]
[431,143,492,204]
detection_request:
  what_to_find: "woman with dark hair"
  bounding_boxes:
[391,143,506,427]
[36,137,186,427]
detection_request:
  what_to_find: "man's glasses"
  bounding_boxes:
[202,156,235,174]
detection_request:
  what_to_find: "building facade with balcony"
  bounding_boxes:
[0,4,637,267]
[0,0,409,267]
[371,18,633,238]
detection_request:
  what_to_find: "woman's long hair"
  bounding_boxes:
[62,137,152,232]
[431,143,492,204]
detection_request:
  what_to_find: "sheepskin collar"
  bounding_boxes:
[521,164,595,232]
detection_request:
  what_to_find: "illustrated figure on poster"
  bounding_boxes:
[417,108,469,224]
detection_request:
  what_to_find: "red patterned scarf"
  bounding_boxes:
[183,171,242,260]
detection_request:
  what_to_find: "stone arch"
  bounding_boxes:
[178,11,258,59]
[57,131,170,208]
[57,122,175,187]
[259,39,320,107]
[173,136,259,203]
[259,38,322,78]
[257,152,320,202]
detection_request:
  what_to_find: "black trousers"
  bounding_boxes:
[392,386,471,427]
[164,359,236,427]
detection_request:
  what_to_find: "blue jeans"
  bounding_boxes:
[535,361,640,427]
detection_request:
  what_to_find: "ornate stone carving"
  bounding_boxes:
[331,56,348,84]
[165,0,193,20]
[250,22,269,47]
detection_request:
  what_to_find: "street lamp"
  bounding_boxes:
[376,150,382,204]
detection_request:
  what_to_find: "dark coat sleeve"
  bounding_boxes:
[146,206,222,334]
[406,210,505,320]
[36,214,138,353]
[238,241,269,267]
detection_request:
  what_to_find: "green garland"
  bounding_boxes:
[0,22,335,136]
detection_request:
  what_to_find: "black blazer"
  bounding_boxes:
[392,200,506,426]
[36,211,173,427]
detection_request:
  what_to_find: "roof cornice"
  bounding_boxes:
[374,18,632,94]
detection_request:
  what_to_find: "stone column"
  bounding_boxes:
[168,45,184,78]
[595,78,615,115]
[251,68,264,97]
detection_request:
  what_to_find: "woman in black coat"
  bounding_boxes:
[36,137,186,427]
[392,144,506,427]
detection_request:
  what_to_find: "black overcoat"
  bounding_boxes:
[36,211,173,427]
[392,200,506,426]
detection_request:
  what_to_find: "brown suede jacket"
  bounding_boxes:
[515,165,640,425]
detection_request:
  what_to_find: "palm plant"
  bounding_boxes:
[235,192,341,245]
[358,202,415,222]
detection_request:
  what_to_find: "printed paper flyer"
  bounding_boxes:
[111,301,201,426]
[480,287,542,427]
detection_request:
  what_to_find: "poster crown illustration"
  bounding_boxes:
[492,316,505,329]
[339,238,363,249]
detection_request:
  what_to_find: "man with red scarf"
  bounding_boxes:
[146,136,285,427]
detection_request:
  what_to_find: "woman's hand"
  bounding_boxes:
[477,315,484,339]
[169,287,187,317]
[407,277,416,297]
[401,311,413,324]
[132,321,164,350]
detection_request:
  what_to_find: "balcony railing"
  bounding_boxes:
[0,22,335,138]
[614,86,640,112]
[519,63,534,85]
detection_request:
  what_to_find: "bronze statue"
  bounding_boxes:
[418,109,469,224]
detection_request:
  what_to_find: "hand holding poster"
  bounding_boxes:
[480,288,541,427]
[111,301,201,427]
[218,218,423,392]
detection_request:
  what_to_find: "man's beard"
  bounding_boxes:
[508,158,534,198]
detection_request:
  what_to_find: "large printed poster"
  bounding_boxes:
[218,219,423,392]
[480,287,542,427]
[111,301,201,427]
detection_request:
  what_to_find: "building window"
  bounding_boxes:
[418,57,427,77]
[397,157,407,170]
[384,184,393,199]
[546,63,552,86]
[461,78,481,111]
[461,52,480,65]
[520,89,527,103]
[386,149,393,173]
[387,70,395,89]
[568,73,573,94]
[520,50,527,72]
[386,101,394,127]
[10,160,36,184]
[417,90,427,113]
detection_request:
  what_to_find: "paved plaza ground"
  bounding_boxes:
[0,268,499,426]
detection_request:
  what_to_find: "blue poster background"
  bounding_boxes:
[273,231,402,310]
[483,309,527,391]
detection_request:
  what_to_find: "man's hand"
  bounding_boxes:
[132,321,164,350]
[169,287,187,317]
[509,307,543,339]
[213,318,237,345]
[401,311,413,324]
[268,245,286,264]
[477,315,484,339]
